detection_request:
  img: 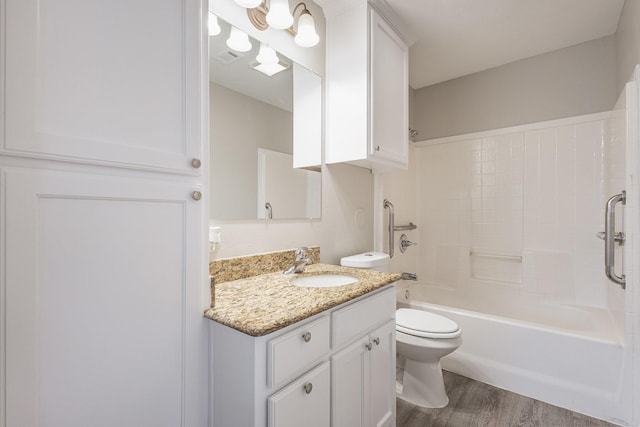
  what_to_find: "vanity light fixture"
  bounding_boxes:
[234,0,263,8]
[266,0,294,29]
[292,3,319,47]
[226,26,253,52]
[208,12,221,36]
[240,1,320,48]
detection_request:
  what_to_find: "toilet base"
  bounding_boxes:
[396,359,449,408]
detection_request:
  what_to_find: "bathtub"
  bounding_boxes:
[397,285,628,424]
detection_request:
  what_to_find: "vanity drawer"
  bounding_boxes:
[332,286,395,349]
[267,315,330,387]
[267,361,330,427]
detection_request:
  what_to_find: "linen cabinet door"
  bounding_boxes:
[268,362,330,427]
[2,167,206,427]
[2,0,203,174]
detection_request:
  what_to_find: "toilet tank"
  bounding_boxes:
[340,252,390,272]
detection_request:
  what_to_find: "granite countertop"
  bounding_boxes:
[204,263,401,337]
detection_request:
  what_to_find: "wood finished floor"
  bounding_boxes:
[396,371,619,427]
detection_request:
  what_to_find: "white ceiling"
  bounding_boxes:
[383,0,625,89]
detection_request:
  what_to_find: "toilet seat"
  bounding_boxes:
[396,308,461,339]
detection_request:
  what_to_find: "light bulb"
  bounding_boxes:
[266,0,293,29]
[208,12,221,36]
[294,10,319,47]
[256,43,279,65]
[226,26,252,52]
[234,0,263,8]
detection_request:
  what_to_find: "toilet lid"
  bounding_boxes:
[396,308,461,339]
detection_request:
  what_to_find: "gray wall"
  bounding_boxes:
[412,35,617,140]
[616,0,640,93]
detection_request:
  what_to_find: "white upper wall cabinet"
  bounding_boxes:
[324,0,408,171]
[2,0,203,174]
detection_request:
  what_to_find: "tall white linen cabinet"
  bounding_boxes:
[0,1,210,426]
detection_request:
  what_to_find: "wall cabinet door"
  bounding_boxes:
[369,9,409,167]
[2,0,204,174]
[2,167,206,427]
[325,2,408,171]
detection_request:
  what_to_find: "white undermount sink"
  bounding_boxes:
[291,274,359,288]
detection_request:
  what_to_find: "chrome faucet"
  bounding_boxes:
[284,247,312,274]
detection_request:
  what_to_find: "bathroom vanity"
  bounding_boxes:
[206,263,399,427]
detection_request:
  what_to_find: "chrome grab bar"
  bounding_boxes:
[383,199,395,258]
[602,191,626,289]
[394,222,417,231]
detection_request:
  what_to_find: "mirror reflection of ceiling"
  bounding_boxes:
[209,18,293,112]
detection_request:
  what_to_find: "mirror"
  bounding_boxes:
[209,17,321,220]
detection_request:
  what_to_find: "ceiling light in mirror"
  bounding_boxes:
[227,26,252,52]
[208,12,221,36]
[251,60,289,77]
[256,43,279,65]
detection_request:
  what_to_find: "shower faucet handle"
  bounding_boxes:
[399,234,417,253]
[596,231,624,243]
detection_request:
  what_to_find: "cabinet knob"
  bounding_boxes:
[365,342,373,351]
[302,332,312,342]
[191,158,202,168]
[373,337,380,346]
[375,145,381,151]
[303,382,313,394]
[192,191,202,201]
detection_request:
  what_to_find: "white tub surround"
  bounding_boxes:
[388,70,640,425]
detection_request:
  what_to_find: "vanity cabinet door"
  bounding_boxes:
[267,361,330,427]
[331,320,396,427]
[369,320,397,427]
[332,336,369,427]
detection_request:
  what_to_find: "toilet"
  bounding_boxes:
[340,252,463,409]
[395,308,462,408]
